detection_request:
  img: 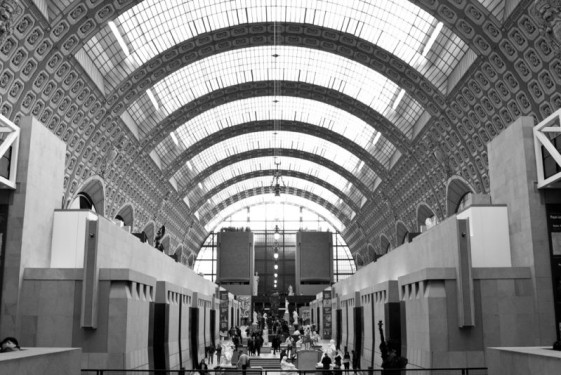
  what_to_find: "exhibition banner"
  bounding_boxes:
[219,291,229,333]
[238,295,252,321]
[322,290,332,339]
[299,306,311,325]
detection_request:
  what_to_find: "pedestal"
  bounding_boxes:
[263,329,269,344]
[295,349,323,370]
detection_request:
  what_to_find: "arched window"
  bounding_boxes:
[396,222,409,245]
[380,235,391,254]
[115,204,134,228]
[446,176,474,216]
[69,192,96,212]
[456,192,473,213]
[69,177,105,216]
[417,203,436,232]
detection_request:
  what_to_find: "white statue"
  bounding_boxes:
[288,284,294,296]
[253,272,259,296]
[292,310,299,325]
[220,342,234,366]
[253,311,258,324]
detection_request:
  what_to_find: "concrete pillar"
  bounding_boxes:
[487,116,556,344]
[0,116,65,336]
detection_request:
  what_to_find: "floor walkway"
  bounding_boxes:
[209,338,333,371]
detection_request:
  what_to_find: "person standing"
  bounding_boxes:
[285,335,294,358]
[334,350,342,370]
[208,343,215,364]
[342,347,351,371]
[198,358,208,375]
[232,334,240,352]
[321,351,332,375]
[351,350,359,373]
[255,333,263,357]
[216,341,222,365]
[247,335,254,356]
[237,349,250,375]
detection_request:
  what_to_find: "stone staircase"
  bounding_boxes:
[248,357,281,370]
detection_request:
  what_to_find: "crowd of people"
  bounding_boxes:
[196,319,407,374]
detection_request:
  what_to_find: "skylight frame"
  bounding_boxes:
[186,156,366,209]
[81,0,470,95]
[196,176,356,221]
[203,195,345,232]
[126,46,424,141]
[171,131,378,192]
[153,96,396,170]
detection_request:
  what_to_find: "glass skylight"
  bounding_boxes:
[186,156,366,210]
[203,195,345,232]
[82,0,469,95]
[127,46,423,141]
[172,131,378,193]
[154,96,396,171]
[196,176,355,222]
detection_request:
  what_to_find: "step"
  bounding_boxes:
[248,358,281,369]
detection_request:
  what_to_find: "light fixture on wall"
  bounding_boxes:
[274,263,278,270]
[274,225,280,240]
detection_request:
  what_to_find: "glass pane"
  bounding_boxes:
[187,156,366,210]
[197,176,356,222]
[129,47,422,140]
[172,131,378,192]
[82,0,469,95]
[155,96,397,170]
[204,196,345,232]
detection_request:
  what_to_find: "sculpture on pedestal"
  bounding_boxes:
[253,272,259,296]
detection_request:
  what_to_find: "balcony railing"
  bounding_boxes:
[81,368,488,375]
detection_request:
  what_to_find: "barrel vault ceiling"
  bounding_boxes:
[2,0,557,266]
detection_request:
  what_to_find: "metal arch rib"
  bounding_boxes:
[176,148,372,198]
[199,186,352,228]
[190,169,362,213]
[161,120,388,181]
[142,81,410,153]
